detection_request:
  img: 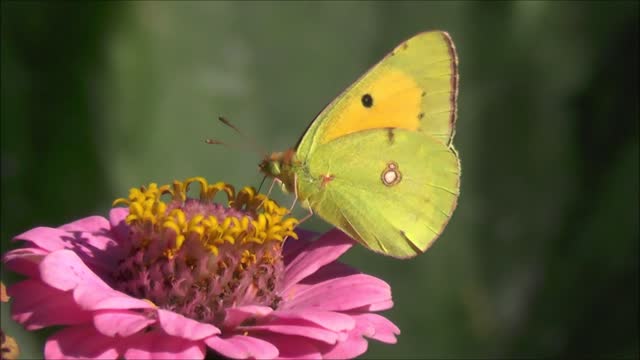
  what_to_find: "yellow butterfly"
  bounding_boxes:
[261,31,460,258]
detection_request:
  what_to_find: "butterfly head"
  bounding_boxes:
[259,149,297,193]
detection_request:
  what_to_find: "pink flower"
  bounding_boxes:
[3,178,399,359]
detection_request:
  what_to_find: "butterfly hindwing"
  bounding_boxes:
[296,128,460,258]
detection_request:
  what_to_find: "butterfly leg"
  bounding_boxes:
[266,177,279,198]
[283,203,313,243]
[288,196,298,213]
[258,178,280,210]
[297,204,314,225]
[283,176,311,242]
[289,174,314,224]
[287,174,300,213]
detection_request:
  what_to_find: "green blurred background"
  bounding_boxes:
[1,1,638,358]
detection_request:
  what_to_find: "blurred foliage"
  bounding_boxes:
[1,1,638,359]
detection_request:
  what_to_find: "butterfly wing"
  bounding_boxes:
[296,31,458,160]
[296,128,460,258]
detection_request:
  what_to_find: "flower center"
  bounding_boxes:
[111,177,298,326]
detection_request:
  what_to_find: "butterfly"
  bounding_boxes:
[259,31,460,258]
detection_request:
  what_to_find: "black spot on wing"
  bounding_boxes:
[361,94,373,108]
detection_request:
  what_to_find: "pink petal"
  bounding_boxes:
[15,226,117,254]
[74,283,154,311]
[14,224,123,274]
[123,330,205,360]
[255,333,321,360]
[245,324,338,344]
[94,309,156,337]
[2,247,47,278]
[224,305,273,328]
[39,249,111,291]
[205,335,279,359]
[299,260,360,285]
[58,224,120,256]
[282,229,315,261]
[39,249,152,311]
[58,215,109,232]
[317,313,400,358]
[109,207,130,244]
[352,313,400,344]
[57,230,124,273]
[157,309,220,340]
[45,324,121,359]
[276,261,361,305]
[364,299,394,312]
[8,279,92,329]
[283,229,354,291]
[320,331,369,359]
[13,226,68,250]
[348,299,395,312]
[282,274,391,312]
[269,310,355,332]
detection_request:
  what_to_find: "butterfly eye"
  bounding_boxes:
[270,162,281,175]
[361,94,373,108]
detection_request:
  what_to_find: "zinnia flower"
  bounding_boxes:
[2,177,399,359]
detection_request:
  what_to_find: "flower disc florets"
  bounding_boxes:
[111,177,298,326]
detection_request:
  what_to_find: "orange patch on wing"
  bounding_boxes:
[319,69,422,144]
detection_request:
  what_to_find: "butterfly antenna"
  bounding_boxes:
[257,175,268,193]
[204,138,245,151]
[217,116,267,156]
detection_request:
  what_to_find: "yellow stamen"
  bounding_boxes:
[112,178,299,260]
